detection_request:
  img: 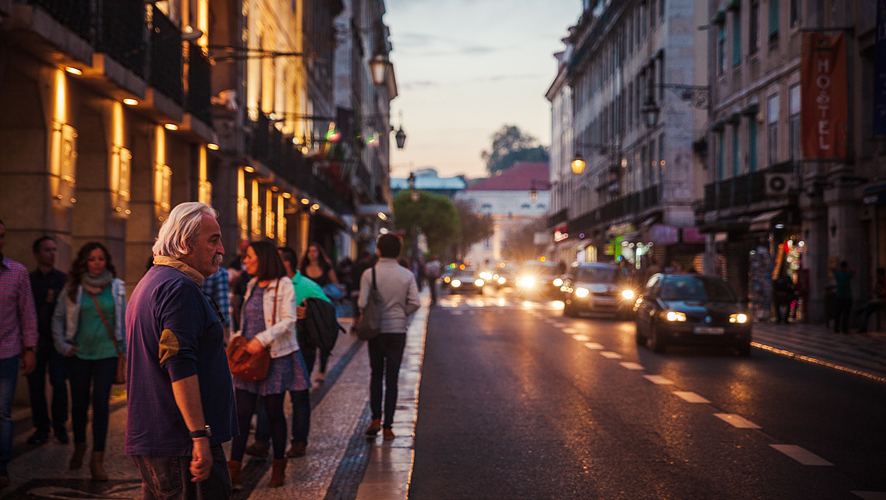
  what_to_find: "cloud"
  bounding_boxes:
[399,81,440,91]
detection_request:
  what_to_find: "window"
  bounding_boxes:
[748,118,759,172]
[650,0,656,28]
[732,123,741,176]
[658,134,665,185]
[716,130,725,180]
[769,0,779,38]
[789,84,801,160]
[749,0,760,55]
[717,25,727,75]
[789,0,801,27]
[767,94,779,165]
[660,0,665,22]
[732,11,742,66]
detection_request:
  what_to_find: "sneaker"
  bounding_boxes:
[382,429,395,441]
[27,430,49,445]
[286,441,307,458]
[244,441,269,457]
[365,419,382,436]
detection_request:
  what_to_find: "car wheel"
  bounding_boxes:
[635,326,645,345]
[648,324,666,353]
[736,341,752,356]
[563,300,576,317]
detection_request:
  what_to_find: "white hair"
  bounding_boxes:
[152,202,218,259]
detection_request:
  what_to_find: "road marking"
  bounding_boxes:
[770,445,833,466]
[572,334,590,342]
[450,310,463,315]
[850,491,886,499]
[584,343,604,350]
[714,413,761,429]
[600,351,623,359]
[673,391,710,403]
[620,362,644,370]
[563,327,579,334]
[643,375,674,385]
[552,323,567,328]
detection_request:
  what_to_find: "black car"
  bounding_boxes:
[561,262,636,318]
[634,273,752,355]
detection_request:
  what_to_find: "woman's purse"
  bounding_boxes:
[354,266,383,341]
[226,279,277,382]
[90,293,126,385]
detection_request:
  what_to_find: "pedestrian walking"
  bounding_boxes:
[832,260,855,334]
[26,236,69,445]
[51,241,126,481]
[858,267,886,333]
[245,246,321,460]
[359,234,420,441]
[772,272,794,324]
[424,255,442,306]
[228,240,308,489]
[126,202,238,499]
[0,219,38,490]
[298,242,340,383]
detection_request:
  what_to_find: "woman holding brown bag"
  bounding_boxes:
[227,240,310,489]
[51,242,125,481]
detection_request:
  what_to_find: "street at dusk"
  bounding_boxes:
[1,0,885,499]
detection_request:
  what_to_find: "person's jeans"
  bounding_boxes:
[833,297,853,333]
[26,343,68,434]
[254,389,311,445]
[68,356,117,451]
[132,445,231,499]
[367,333,406,429]
[0,355,20,475]
[231,390,287,460]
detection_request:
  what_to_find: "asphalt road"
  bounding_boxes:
[409,291,886,500]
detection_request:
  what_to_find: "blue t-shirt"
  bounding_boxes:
[124,265,237,456]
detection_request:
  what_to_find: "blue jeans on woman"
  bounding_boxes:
[67,356,116,451]
[0,355,20,476]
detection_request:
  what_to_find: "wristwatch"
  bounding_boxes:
[189,425,212,439]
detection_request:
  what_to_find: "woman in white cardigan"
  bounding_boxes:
[51,242,125,481]
[226,240,310,489]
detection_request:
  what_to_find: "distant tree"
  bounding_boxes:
[481,125,550,176]
[392,191,459,260]
[502,219,548,263]
[454,199,494,261]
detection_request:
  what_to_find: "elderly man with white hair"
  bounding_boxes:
[125,202,238,499]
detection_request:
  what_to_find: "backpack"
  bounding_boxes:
[302,297,345,355]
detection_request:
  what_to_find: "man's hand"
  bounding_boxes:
[20,350,36,376]
[190,437,212,482]
[296,304,307,319]
[245,338,264,355]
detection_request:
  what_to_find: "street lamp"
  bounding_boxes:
[529,179,552,201]
[369,53,392,86]
[570,142,621,176]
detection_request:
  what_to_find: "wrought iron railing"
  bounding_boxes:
[30,0,93,41]
[187,43,212,124]
[703,162,795,212]
[97,0,146,77]
[569,185,661,233]
[547,208,568,228]
[149,9,183,104]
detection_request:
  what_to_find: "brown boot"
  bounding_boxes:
[69,442,87,470]
[90,451,108,481]
[228,460,242,491]
[268,458,286,488]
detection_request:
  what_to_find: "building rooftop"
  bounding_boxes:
[465,162,550,191]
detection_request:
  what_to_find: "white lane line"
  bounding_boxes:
[600,351,623,359]
[620,362,644,370]
[850,491,886,499]
[643,375,674,385]
[572,334,590,342]
[584,342,604,350]
[552,323,567,328]
[673,391,710,403]
[450,310,463,315]
[714,413,761,429]
[563,328,579,334]
[770,445,833,466]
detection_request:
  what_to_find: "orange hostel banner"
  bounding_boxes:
[801,33,849,159]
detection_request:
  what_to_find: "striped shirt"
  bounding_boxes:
[0,255,38,359]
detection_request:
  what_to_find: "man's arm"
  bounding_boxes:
[171,375,212,482]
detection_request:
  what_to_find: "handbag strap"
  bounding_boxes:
[89,292,122,356]
[371,265,377,290]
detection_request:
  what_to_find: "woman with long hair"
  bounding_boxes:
[297,242,340,382]
[51,242,125,481]
[227,240,310,489]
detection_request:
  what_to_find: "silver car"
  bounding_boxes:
[561,262,635,318]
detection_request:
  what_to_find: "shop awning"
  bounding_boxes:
[863,183,886,205]
[748,210,783,232]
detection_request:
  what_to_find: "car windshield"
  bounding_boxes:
[659,276,737,302]
[575,267,620,283]
[522,263,558,277]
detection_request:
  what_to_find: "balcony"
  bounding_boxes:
[703,162,795,212]
[96,0,146,78]
[570,186,660,232]
[149,9,183,104]
[186,43,212,124]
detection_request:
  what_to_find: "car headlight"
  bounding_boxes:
[497,277,506,285]
[519,276,535,288]
[475,279,485,287]
[621,289,635,300]
[451,279,462,288]
[480,272,493,280]
[665,311,686,322]
[729,313,749,324]
[553,278,564,287]
[443,276,451,283]
[575,287,590,298]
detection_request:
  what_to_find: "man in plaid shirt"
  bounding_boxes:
[0,219,38,489]
[201,266,231,342]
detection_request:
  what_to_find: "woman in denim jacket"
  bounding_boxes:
[227,240,310,489]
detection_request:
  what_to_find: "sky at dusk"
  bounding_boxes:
[384,0,582,181]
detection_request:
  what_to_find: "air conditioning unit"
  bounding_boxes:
[764,173,796,196]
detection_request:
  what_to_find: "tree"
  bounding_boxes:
[392,191,459,260]
[454,199,494,261]
[481,125,550,176]
[501,219,548,263]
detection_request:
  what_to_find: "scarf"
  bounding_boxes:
[81,269,114,296]
[153,255,205,286]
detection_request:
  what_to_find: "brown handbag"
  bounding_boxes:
[226,279,277,382]
[89,292,126,385]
